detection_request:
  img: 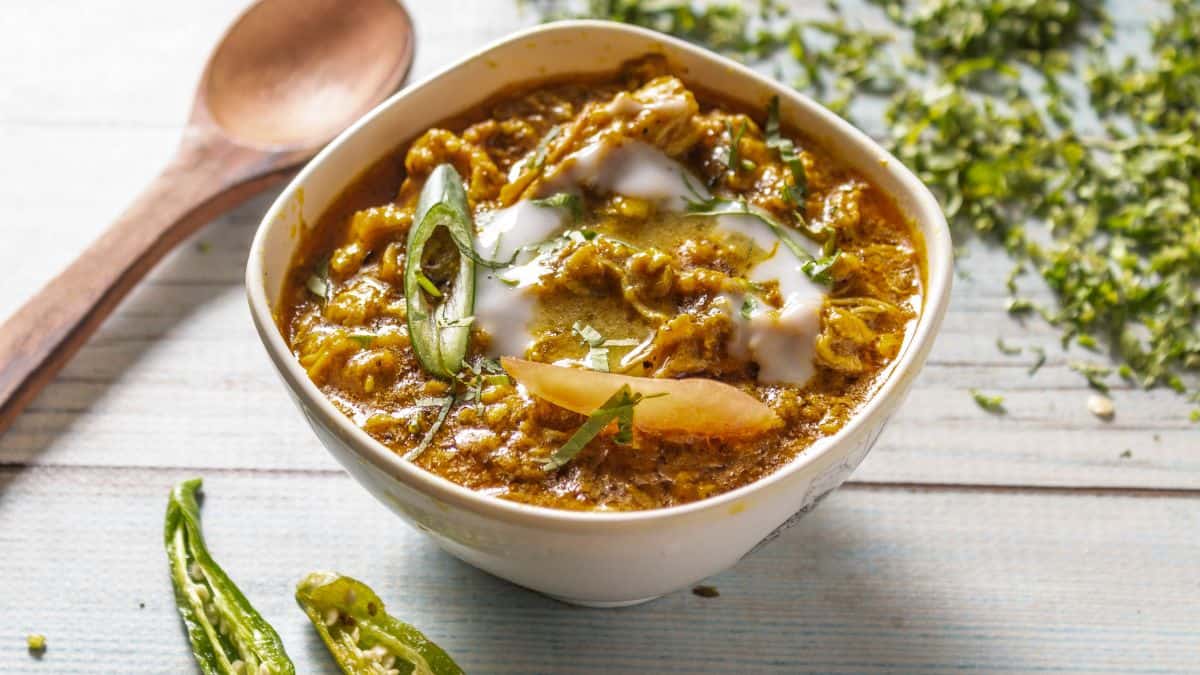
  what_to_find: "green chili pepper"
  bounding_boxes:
[164,479,295,675]
[296,572,464,675]
[404,164,477,379]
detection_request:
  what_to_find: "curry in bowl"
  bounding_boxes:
[278,57,924,512]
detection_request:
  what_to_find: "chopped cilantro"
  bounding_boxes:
[543,385,663,470]
[572,322,641,372]
[765,96,808,206]
[529,0,1200,416]
[404,394,455,461]
[305,257,331,301]
[1028,346,1047,376]
[996,338,1022,356]
[531,192,584,222]
[1070,361,1112,394]
[740,297,758,320]
[725,120,748,173]
[970,389,1005,413]
[800,252,839,285]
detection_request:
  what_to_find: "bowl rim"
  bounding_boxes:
[246,19,953,531]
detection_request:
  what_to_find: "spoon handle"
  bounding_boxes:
[0,135,288,434]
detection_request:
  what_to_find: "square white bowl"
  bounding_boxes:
[246,20,952,606]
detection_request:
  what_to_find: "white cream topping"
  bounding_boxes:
[472,201,566,358]
[714,214,825,386]
[607,88,692,118]
[545,139,701,211]
[472,139,828,386]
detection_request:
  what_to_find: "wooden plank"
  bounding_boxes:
[0,0,1195,489]
[0,467,1196,673]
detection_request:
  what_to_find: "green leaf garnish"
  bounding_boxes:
[970,389,1005,413]
[531,192,584,223]
[305,258,331,302]
[530,125,561,171]
[348,333,375,348]
[681,172,828,283]
[725,120,747,173]
[740,297,758,320]
[1028,346,1047,376]
[404,394,455,461]
[765,96,808,205]
[1069,361,1112,394]
[573,322,605,347]
[572,322,641,372]
[543,385,663,470]
[800,251,839,285]
[996,338,1022,355]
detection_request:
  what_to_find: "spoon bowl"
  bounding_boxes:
[203,0,414,148]
[0,0,415,433]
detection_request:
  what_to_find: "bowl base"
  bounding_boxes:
[545,593,662,608]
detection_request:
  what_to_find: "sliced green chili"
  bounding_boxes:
[296,572,464,675]
[404,164,477,379]
[165,479,294,675]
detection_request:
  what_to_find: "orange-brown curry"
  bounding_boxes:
[278,58,924,511]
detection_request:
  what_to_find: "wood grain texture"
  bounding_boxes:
[0,0,1190,489]
[0,0,415,434]
[0,1,1196,673]
[1,468,1197,673]
[0,137,295,434]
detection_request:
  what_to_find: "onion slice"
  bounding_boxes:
[501,357,780,436]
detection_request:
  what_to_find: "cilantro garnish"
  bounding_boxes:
[765,96,808,206]
[530,192,584,223]
[543,385,663,470]
[305,257,331,302]
[725,120,749,173]
[404,394,455,461]
[970,389,1005,414]
[572,322,640,372]
[996,338,1022,356]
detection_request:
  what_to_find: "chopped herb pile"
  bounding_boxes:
[526,0,1200,420]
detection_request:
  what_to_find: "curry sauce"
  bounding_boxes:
[278,57,924,511]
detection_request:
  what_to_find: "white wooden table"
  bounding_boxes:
[1,1,1196,672]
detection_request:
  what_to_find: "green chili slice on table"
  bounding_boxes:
[296,572,464,675]
[164,479,295,675]
[404,164,478,379]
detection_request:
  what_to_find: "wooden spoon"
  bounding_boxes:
[0,0,414,434]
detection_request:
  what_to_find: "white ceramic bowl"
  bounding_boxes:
[247,20,952,607]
